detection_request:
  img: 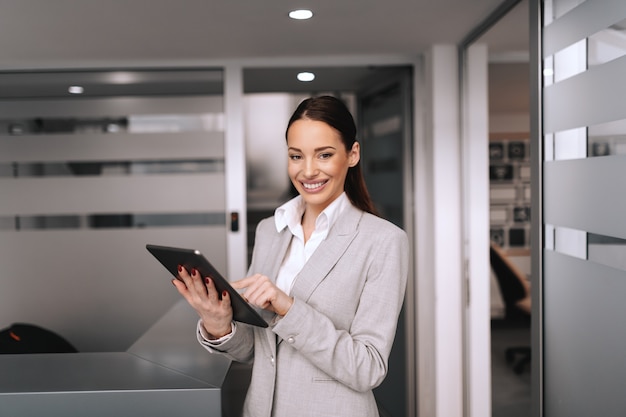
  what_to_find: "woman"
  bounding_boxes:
[173,95,409,417]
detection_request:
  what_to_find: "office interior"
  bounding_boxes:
[2,1,626,416]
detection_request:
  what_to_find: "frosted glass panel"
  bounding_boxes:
[588,118,626,157]
[0,174,225,216]
[0,227,226,352]
[542,3,626,416]
[544,56,626,134]
[588,233,626,271]
[544,156,626,239]
[0,132,224,163]
[588,18,626,67]
[552,0,584,20]
[128,114,225,133]
[544,0,626,57]
[544,250,626,416]
[554,40,587,83]
[554,226,586,259]
[0,75,227,353]
[554,127,586,160]
[0,96,223,119]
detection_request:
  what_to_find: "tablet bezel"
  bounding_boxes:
[146,244,268,328]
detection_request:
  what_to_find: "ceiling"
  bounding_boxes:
[0,0,530,110]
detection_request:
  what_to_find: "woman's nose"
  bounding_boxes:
[303,159,318,177]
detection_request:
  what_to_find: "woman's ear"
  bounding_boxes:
[349,141,361,167]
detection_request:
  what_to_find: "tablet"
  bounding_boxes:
[146,244,268,328]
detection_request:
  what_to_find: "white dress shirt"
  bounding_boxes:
[198,192,350,345]
[273,192,349,294]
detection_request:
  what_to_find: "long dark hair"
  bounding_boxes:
[286,95,378,216]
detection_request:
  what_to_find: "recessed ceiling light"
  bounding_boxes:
[289,9,313,20]
[68,85,84,94]
[297,72,315,82]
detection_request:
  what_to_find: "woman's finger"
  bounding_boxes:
[188,268,209,295]
[176,264,193,287]
[230,274,260,290]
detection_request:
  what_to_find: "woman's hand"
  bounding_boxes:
[232,274,294,317]
[172,266,233,339]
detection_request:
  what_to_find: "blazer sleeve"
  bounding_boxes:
[272,218,409,392]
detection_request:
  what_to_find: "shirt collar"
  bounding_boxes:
[274,192,350,235]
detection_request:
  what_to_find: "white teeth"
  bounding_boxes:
[303,181,325,190]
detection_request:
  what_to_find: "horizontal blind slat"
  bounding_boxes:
[544,156,626,239]
[0,174,225,215]
[0,132,224,162]
[0,96,223,118]
[544,0,626,57]
[544,55,626,134]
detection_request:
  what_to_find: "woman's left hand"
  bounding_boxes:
[231,274,294,317]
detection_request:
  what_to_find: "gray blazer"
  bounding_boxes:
[206,203,409,417]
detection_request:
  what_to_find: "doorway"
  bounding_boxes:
[242,65,414,417]
[465,1,532,415]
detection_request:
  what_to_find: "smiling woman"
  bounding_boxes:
[172,95,409,417]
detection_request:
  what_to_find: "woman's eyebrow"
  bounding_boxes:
[287,146,337,152]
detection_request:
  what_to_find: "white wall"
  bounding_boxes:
[415,45,465,417]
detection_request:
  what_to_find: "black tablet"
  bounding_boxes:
[146,244,268,328]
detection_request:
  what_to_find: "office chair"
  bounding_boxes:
[490,242,531,374]
[0,323,77,354]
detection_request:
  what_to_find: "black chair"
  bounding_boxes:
[0,323,78,354]
[490,243,531,374]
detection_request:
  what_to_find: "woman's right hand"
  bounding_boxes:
[172,266,233,339]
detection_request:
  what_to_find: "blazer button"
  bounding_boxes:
[270,356,275,364]
[287,337,295,344]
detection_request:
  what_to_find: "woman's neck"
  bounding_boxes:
[301,209,320,243]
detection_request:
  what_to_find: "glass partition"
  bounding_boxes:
[0,69,227,352]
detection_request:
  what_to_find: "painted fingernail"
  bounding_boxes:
[177,265,183,273]
[205,277,210,284]
[222,291,228,298]
[191,268,198,276]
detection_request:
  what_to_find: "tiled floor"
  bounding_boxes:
[491,320,532,417]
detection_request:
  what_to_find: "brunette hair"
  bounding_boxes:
[286,95,378,215]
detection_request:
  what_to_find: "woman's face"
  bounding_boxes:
[286,119,360,216]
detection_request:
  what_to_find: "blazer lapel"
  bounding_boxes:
[290,205,362,301]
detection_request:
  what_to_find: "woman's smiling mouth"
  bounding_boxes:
[301,180,328,191]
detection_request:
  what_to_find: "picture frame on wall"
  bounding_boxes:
[508,141,526,160]
[489,133,531,252]
[489,164,514,181]
[513,206,530,223]
[489,142,504,160]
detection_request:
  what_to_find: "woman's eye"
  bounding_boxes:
[289,154,302,160]
[319,153,333,159]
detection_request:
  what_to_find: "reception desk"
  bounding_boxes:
[0,300,251,417]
